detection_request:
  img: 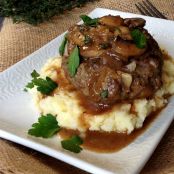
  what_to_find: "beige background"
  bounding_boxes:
[0,0,174,173]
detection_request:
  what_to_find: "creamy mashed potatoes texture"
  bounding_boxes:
[30,56,174,134]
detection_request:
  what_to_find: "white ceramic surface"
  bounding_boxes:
[0,8,174,174]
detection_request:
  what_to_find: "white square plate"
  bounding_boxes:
[0,8,174,174]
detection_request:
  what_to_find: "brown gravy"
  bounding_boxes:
[59,108,163,153]
[57,51,172,115]
[57,52,172,153]
[56,66,135,115]
[162,50,173,61]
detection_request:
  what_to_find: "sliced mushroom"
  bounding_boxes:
[114,40,146,57]
[114,26,132,40]
[80,45,104,58]
[124,18,146,28]
[99,15,124,27]
[67,26,85,46]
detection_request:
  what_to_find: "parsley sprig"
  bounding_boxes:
[59,34,67,56]
[28,113,83,153]
[61,135,83,153]
[28,114,60,138]
[68,46,80,77]
[25,70,58,95]
[80,15,99,27]
[84,35,92,45]
[131,29,147,49]
[100,89,108,99]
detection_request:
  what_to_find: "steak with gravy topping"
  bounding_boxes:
[62,15,163,107]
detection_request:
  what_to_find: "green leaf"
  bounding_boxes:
[28,114,60,138]
[131,29,147,48]
[31,70,40,78]
[26,82,35,89]
[32,76,58,95]
[61,135,83,153]
[25,70,58,95]
[67,46,80,77]
[24,88,28,92]
[59,34,67,56]
[99,43,110,49]
[100,89,108,98]
[80,15,98,27]
[25,70,39,90]
[84,35,92,45]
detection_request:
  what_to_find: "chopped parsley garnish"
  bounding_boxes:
[80,15,99,27]
[84,35,92,44]
[131,29,147,49]
[61,135,83,153]
[28,114,60,138]
[25,82,34,89]
[25,70,58,95]
[59,34,67,56]
[99,43,110,49]
[67,46,80,77]
[31,70,40,78]
[32,77,58,94]
[100,89,108,98]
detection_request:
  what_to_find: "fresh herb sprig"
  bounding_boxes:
[61,135,83,153]
[0,0,96,25]
[84,35,92,45]
[68,46,80,77]
[25,70,58,95]
[28,113,83,153]
[100,89,108,98]
[59,34,67,56]
[99,43,110,49]
[28,114,60,138]
[80,15,99,27]
[131,29,147,48]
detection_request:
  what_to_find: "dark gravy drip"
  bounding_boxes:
[59,107,164,153]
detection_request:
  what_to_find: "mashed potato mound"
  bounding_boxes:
[31,56,174,134]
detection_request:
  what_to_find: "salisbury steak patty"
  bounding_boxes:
[62,15,163,105]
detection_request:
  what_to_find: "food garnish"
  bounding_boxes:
[25,70,58,95]
[100,89,109,98]
[59,34,67,56]
[67,46,80,77]
[99,43,110,49]
[28,113,84,153]
[61,135,83,153]
[131,29,147,48]
[80,15,99,26]
[28,114,60,138]
[31,69,40,78]
[84,35,92,45]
